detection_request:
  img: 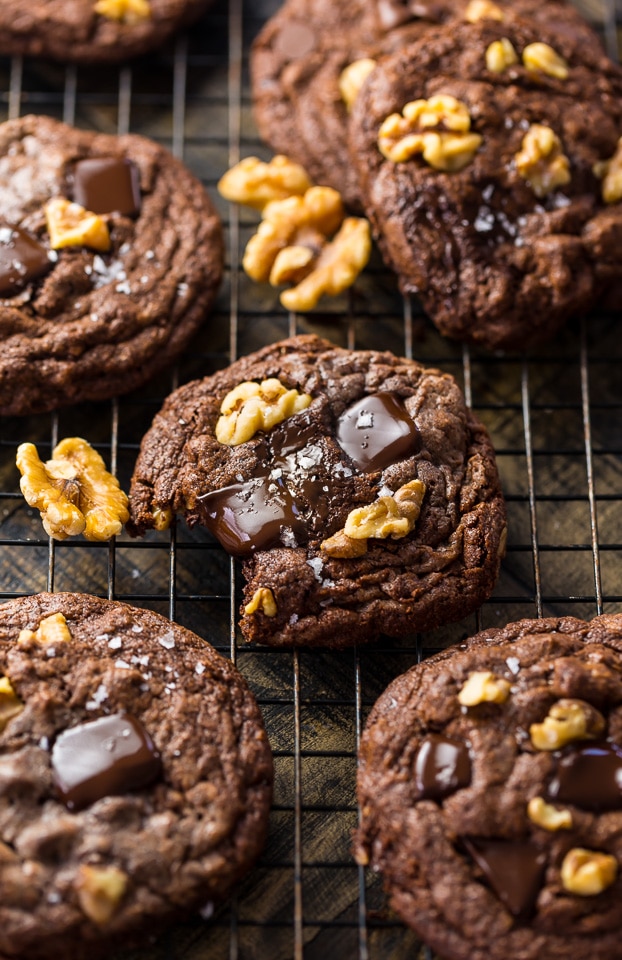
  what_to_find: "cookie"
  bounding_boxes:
[0,0,215,63]
[0,592,273,960]
[251,0,603,209]
[355,613,622,960]
[348,18,622,350]
[127,334,506,648]
[0,115,223,417]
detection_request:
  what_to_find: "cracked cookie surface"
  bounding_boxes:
[355,613,622,960]
[0,115,223,416]
[0,591,272,960]
[0,0,216,63]
[348,19,622,349]
[127,334,506,648]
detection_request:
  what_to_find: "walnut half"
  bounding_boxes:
[378,95,482,171]
[529,698,605,750]
[16,438,129,541]
[321,479,425,558]
[215,379,312,446]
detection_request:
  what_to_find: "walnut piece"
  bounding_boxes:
[485,38,518,73]
[215,379,312,446]
[515,124,571,197]
[44,198,110,252]
[17,438,129,541]
[593,137,622,203]
[0,676,24,732]
[245,587,277,617]
[93,0,151,23]
[321,479,425,558]
[151,505,173,532]
[458,670,511,706]
[217,155,313,211]
[464,0,504,21]
[378,95,482,171]
[280,217,371,312]
[75,864,128,925]
[560,848,617,896]
[18,612,72,647]
[243,186,370,310]
[522,42,568,79]
[339,58,377,111]
[527,796,573,831]
[529,698,605,750]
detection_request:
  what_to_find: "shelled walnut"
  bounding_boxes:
[321,479,425,558]
[16,438,129,541]
[218,156,371,310]
[378,95,482,171]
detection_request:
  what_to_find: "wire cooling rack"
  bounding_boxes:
[0,1,621,957]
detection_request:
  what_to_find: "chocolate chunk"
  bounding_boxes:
[548,742,622,811]
[127,335,506,648]
[463,837,546,917]
[72,158,141,216]
[0,224,51,296]
[196,474,308,557]
[414,733,471,800]
[336,393,420,472]
[51,712,161,811]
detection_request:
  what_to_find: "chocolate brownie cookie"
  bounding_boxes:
[0,0,215,63]
[355,613,622,960]
[0,115,223,417]
[251,0,603,209]
[0,592,273,960]
[127,334,506,648]
[348,19,622,350]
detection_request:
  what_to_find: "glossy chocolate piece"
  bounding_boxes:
[336,393,420,472]
[72,157,141,216]
[51,712,161,811]
[414,734,471,800]
[548,742,622,811]
[197,474,308,557]
[0,224,51,296]
[463,838,546,918]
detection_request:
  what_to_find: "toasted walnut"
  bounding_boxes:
[17,438,129,541]
[18,612,72,647]
[339,58,377,111]
[151,505,173,531]
[93,0,151,23]
[561,848,617,896]
[217,155,313,211]
[522,42,568,79]
[515,124,571,197]
[529,698,605,751]
[378,95,482,171]
[593,137,622,204]
[464,0,504,21]
[0,677,24,732]
[321,479,426,558]
[75,864,128,925]
[527,796,573,831]
[245,587,277,617]
[44,198,110,252]
[215,379,312,446]
[280,217,371,312]
[243,187,343,283]
[485,38,518,73]
[458,670,511,706]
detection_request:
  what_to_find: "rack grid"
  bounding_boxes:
[0,1,621,957]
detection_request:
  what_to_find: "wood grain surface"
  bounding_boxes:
[0,1,621,958]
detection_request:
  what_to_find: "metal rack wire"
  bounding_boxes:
[0,1,621,957]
